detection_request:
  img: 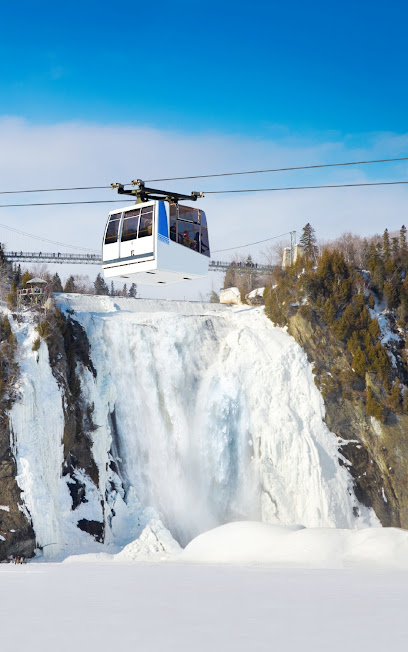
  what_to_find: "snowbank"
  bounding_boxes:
[63,519,181,563]
[182,521,408,568]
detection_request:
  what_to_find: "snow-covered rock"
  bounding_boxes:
[220,287,241,304]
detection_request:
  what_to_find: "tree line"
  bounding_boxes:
[264,222,408,422]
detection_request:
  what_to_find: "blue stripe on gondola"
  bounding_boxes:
[158,201,169,243]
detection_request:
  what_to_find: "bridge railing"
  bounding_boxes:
[5,251,102,264]
[3,251,276,273]
[209,260,275,272]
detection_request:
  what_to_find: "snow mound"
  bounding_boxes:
[181,521,408,568]
[247,287,265,299]
[115,519,181,562]
[63,519,181,564]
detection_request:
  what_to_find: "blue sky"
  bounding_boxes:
[1,0,407,136]
[0,0,407,299]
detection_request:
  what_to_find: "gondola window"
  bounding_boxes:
[121,209,140,242]
[139,207,153,238]
[105,213,122,244]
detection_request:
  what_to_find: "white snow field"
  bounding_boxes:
[9,296,379,560]
[1,561,408,652]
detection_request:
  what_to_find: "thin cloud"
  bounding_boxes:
[0,117,407,299]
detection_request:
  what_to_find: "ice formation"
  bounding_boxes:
[9,297,379,558]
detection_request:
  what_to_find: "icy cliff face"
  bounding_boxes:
[9,297,378,557]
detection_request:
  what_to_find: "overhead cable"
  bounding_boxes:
[0,180,407,208]
[0,185,111,195]
[204,180,408,194]
[213,231,293,253]
[0,156,407,196]
[0,222,99,252]
[146,156,408,182]
[0,199,136,208]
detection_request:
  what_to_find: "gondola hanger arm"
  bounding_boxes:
[111,180,203,204]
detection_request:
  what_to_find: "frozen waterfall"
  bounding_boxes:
[10,296,378,557]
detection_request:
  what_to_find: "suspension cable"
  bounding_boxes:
[145,156,408,182]
[0,180,406,208]
[204,180,408,194]
[0,185,111,195]
[213,232,293,253]
[0,155,407,195]
[0,222,99,252]
[0,199,136,208]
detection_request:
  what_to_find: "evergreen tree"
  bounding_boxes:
[383,281,399,310]
[22,270,31,288]
[366,386,385,422]
[361,238,369,267]
[64,275,77,293]
[7,281,17,309]
[352,348,366,378]
[347,331,360,356]
[122,283,128,297]
[129,283,137,298]
[1,315,12,340]
[0,243,9,280]
[367,294,375,309]
[391,237,399,260]
[400,225,407,253]
[373,341,390,384]
[388,378,402,412]
[94,273,109,295]
[299,223,318,262]
[110,281,115,296]
[383,229,391,260]
[245,254,253,267]
[368,318,381,342]
[50,273,63,293]
[323,297,336,324]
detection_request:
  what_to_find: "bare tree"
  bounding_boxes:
[262,240,287,267]
[71,274,93,294]
[28,263,51,282]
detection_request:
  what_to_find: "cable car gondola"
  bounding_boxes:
[102,180,210,285]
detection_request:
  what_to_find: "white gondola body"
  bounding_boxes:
[102,200,210,285]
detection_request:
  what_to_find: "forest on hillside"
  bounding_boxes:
[264,224,408,422]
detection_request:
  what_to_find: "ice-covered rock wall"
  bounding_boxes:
[9,297,379,557]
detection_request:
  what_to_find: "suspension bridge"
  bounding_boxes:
[4,250,274,274]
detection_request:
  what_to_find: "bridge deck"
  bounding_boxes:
[4,251,274,274]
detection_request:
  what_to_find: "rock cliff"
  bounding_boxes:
[289,310,408,527]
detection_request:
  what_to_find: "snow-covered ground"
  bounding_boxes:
[60,521,408,569]
[1,560,408,652]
